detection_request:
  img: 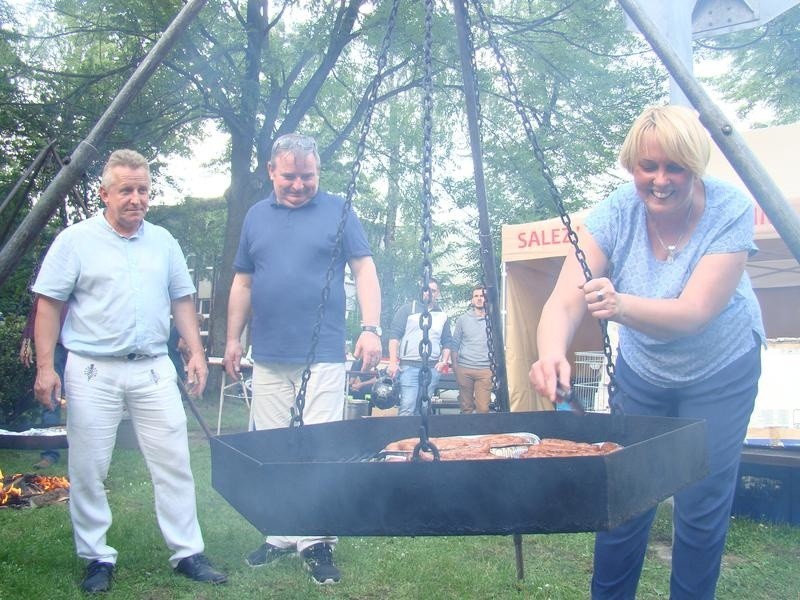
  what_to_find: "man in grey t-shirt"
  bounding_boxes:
[451,286,492,413]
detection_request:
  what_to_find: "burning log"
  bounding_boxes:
[0,468,70,508]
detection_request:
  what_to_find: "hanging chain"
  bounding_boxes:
[458,0,501,411]
[290,0,402,428]
[412,0,438,460]
[469,0,616,405]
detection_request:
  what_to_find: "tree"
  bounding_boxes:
[435,0,665,290]
[1,0,205,312]
[147,196,226,272]
[5,0,671,365]
[696,4,800,126]
[0,314,38,426]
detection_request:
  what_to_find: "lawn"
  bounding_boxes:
[1,399,798,599]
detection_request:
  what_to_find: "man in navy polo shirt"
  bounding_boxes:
[223,133,381,585]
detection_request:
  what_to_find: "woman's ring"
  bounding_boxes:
[596,291,605,302]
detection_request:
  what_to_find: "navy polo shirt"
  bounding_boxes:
[234,190,372,363]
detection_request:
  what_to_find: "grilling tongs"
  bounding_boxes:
[556,382,585,416]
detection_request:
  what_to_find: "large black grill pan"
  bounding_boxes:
[210,411,707,536]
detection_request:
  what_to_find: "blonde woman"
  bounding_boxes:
[530,105,764,599]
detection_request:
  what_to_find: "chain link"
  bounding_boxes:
[411,0,437,459]
[290,0,403,427]
[469,0,616,405]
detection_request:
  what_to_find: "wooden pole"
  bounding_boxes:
[0,141,56,219]
[0,142,58,245]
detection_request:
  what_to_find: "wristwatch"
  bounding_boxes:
[361,324,382,336]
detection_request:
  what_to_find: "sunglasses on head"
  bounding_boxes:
[272,134,317,154]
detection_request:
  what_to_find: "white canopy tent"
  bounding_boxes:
[501,122,800,412]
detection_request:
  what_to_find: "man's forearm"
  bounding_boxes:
[33,296,64,371]
[352,257,381,325]
[388,339,400,363]
[227,273,252,343]
[440,348,452,365]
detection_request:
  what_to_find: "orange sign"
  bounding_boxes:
[502,197,800,263]
[501,211,588,262]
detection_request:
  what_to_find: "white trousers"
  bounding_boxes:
[250,361,344,553]
[65,353,204,567]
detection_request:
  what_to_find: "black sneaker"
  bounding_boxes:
[301,543,340,585]
[174,553,227,584]
[80,560,114,593]
[245,542,294,567]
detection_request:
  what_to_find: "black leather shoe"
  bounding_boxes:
[80,560,114,593]
[174,553,228,584]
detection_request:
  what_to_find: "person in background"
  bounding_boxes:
[168,313,204,381]
[451,285,492,414]
[223,133,381,585]
[387,278,454,416]
[32,149,227,593]
[347,356,379,400]
[20,295,68,469]
[529,105,764,600]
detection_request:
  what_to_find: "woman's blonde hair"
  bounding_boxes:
[619,105,711,178]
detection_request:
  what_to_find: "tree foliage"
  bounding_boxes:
[147,197,226,279]
[696,4,800,126]
[432,0,665,289]
[3,0,677,356]
[0,314,37,427]
[0,0,204,316]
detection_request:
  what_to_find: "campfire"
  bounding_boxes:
[0,468,70,508]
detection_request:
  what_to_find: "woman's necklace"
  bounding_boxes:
[650,200,694,264]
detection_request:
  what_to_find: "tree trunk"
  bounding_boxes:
[208,131,266,355]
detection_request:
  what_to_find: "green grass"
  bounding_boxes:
[1,399,798,599]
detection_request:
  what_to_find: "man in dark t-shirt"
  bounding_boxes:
[223,133,382,585]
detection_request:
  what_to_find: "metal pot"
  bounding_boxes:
[344,397,370,420]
